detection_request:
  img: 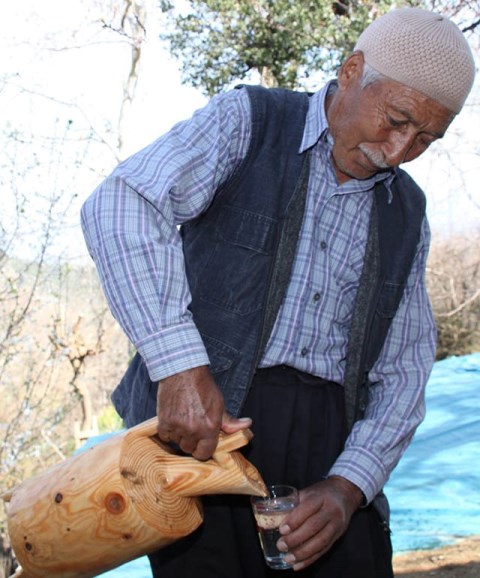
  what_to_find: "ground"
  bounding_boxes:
[393,536,480,577]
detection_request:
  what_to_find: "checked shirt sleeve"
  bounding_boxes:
[81,89,251,381]
[329,218,437,503]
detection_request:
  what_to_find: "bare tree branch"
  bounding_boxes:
[437,288,480,318]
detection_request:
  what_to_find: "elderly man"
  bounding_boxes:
[81,7,475,578]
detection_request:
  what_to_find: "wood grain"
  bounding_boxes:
[3,420,266,577]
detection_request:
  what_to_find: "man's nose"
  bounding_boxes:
[381,131,416,167]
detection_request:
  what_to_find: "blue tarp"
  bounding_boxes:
[100,354,480,576]
[385,353,480,552]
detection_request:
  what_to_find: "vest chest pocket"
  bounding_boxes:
[198,206,278,315]
[364,281,406,371]
[376,281,406,318]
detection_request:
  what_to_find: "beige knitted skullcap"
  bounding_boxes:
[354,7,475,113]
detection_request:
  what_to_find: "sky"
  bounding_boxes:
[1,0,479,262]
[0,0,207,146]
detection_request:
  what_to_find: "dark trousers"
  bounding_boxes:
[149,366,393,578]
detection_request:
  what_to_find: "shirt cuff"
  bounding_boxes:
[328,445,388,505]
[136,322,211,381]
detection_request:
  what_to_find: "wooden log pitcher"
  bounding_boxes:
[2,418,267,578]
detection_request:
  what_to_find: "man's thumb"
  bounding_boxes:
[221,412,252,433]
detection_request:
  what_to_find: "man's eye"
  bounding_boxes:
[387,116,404,128]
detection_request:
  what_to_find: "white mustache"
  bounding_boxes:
[358,144,391,170]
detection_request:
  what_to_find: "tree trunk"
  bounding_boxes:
[259,66,278,88]
[0,532,17,578]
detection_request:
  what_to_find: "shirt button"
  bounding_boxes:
[320,241,327,250]
[313,292,321,302]
[301,347,309,357]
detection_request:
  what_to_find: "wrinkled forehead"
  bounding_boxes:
[363,76,456,136]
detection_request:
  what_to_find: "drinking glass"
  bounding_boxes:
[251,485,299,570]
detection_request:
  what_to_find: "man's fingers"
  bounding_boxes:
[191,436,219,461]
[157,423,173,443]
[157,425,219,460]
[279,521,338,571]
[221,412,252,433]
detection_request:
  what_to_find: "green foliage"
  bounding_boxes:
[159,0,417,95]
[97,404,124,433]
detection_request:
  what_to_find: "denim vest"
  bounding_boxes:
[113,85,426,429]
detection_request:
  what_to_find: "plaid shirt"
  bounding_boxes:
[81,82,436,502]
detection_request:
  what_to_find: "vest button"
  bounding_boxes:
[313,292,321,302]
[320,241,327,250]
[301,347,309,357]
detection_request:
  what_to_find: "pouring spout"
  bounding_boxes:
[147,428,268,498]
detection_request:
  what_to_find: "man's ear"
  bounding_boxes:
[337,51,365,90]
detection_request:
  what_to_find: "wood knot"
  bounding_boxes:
[120,468,143,485]
[105,492,126,514]
[54,493,63,503]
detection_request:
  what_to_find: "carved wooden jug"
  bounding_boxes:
[2,418,266,578]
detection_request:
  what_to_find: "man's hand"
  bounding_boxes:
[156,365,251,460]
[276,476,363,571]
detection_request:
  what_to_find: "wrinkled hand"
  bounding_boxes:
[276,476,363,571]
[156,365,251,460]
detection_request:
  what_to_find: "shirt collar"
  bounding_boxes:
[299,80,334,153]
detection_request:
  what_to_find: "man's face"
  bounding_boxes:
[326,53,456,183]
